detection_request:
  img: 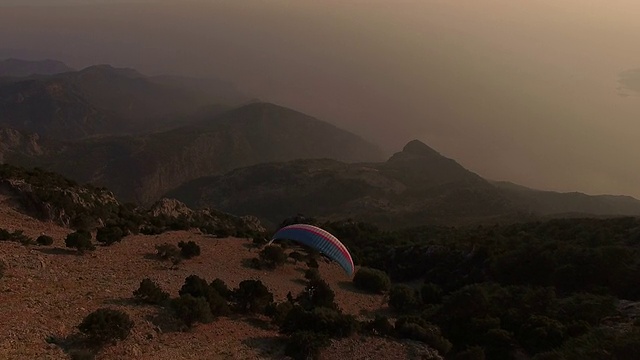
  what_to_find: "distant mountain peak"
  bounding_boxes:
[402,139,441,157]
[77,64,144,78]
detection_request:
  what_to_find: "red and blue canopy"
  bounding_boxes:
[269,224,355,276]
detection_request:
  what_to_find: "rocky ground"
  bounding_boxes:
[0,201,440,359]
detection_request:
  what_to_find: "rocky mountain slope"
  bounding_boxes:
[167,140,640,228]
[0,163,264,236]
[0,102,385,205]
[166,140,521,228]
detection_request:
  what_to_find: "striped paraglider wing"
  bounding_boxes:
[269,224,355,276]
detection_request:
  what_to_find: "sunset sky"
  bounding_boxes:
[1,0,639,198]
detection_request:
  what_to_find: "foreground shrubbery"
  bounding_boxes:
[36,234,54,246]
[77,308,134,345]
[65,230,95,254]
[353,267,391,294]
[133,278,170,305]
[318,217,640,359]
[0,228,34,245]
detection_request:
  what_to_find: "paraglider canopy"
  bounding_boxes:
[269,224,355,276]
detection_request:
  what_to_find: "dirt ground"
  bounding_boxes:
[0,203,439,359]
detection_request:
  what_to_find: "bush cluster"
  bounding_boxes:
[352,267,391,294]
[65,230,95,254]
[77,308,134,345]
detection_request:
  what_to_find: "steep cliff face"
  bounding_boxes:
[148,198,265,234]
[0,170,120,228]
[7,102,385,205]
[0,128,46,162]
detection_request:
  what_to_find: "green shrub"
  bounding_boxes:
[36,234,54,246]
[365,315,395,337]
[389,284,421,313]
[141,226,164,235]
[519,315,566,354]
[171,294,213,327]
[395,321,452,355]
[252,236,267,246]
[307,258,319,269]
[297,278,338,310]
[96,226,124,245]
[178,240,201,259]
[68,349,96,360]
[133,278,169,305]
[265,301,295,327]
[210,278,231,300]
[304,268,321,282]
[233,279,274,314]
[77,308,134,345]
[155,243,180,261]
[281,306,359,338]
[421,283,443,304]
[179,275,229,316]
[284,331,330,360]
[65,231,95,254]
[353,267,391,294]
[258,245,287,269]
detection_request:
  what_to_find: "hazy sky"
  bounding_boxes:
[1,0,639,198]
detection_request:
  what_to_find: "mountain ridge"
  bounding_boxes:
[166,139,640,228]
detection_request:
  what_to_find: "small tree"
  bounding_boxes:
[96,226,124,245]
[353,267,391,294]
[133,278,169,305]
[77,308,134,345]
[304,268,321,282]
[210,278,231,300]
[284,331,330,360]
[171,294,213,327]
[36,234,54,246]
[65,230,95,254]
[258,245,287,269]
[233,279,274,314]
[298,278,338,310]
[178,240,201,259]
[365,315,395,337]
[389,284,421,313]
[420,283,444,304]
[155,243,180,261]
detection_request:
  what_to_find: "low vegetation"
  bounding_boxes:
[65,230,95,254]
[36,234,54,245]
[323,217,640,359]
[133,278,170,305]
[352,267,391,294]
[77,308,134,345]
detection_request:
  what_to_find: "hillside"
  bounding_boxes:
[0,64,248,140]
[0,58,73,77]
[493,180,640,217]
[1,182,639,359]
[166,140,520,228]
[0,183,439,359]
[0,102,385,205]
[168,140,640,228]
